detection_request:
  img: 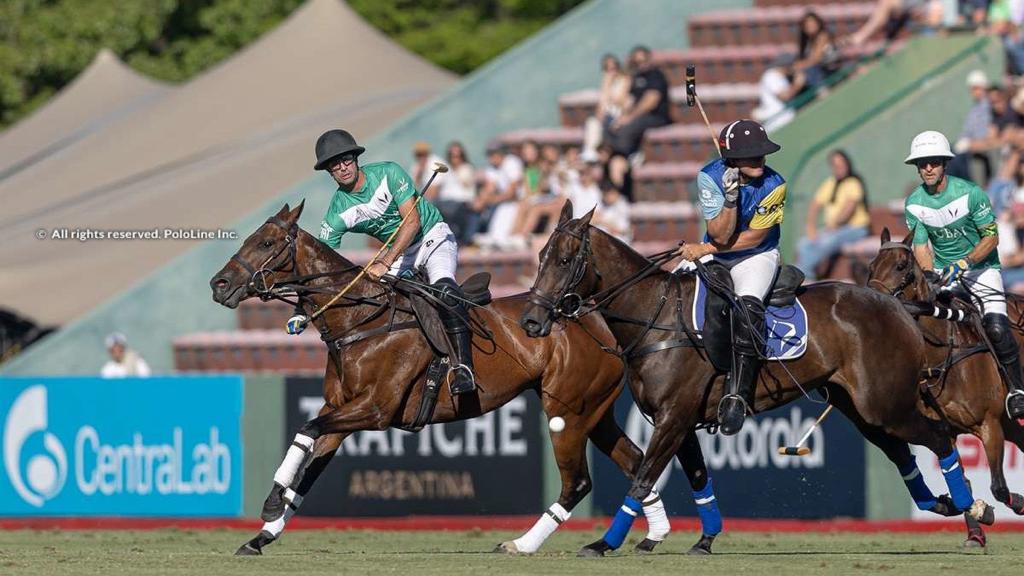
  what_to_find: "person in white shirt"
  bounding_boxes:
[594,185,632,243]
[435,141,477,243]
[472,143,524,250]
[569,162,603,218]
[408,141,447,192]
[100,332,151,378]
[753,54,800,132]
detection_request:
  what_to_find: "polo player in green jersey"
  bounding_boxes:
[294,129,476,395]
[903,130,1024,421]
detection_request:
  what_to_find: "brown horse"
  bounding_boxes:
[867,228,1024,532]
[210,203,660,555]
[520,202,992,556]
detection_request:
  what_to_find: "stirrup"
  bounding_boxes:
[447,363,476,394]
[717,393,750,416]
[1006,390,1024,420]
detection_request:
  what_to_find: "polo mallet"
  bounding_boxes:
[686,64,721,156]
[303,161,449,326]
[778,405,833,456]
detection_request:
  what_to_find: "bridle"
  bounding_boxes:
[527,224,593,318]
[868,241,918,298]
[230,216,300,297]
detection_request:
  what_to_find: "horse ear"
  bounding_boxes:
[903,227,915,247]
[559,199,574,225]
[278,203,291,217]
[578,207,595,228]
[880,227,891,244]
[289,199,305,223]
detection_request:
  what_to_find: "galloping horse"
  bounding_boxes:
[868,228,1024,540]
[210,203,662,555]
[520,202,991,556]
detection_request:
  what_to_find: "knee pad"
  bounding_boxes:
[432,277,463,307]
[983,313,1013,343]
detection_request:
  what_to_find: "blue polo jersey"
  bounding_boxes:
[696,158,787,260]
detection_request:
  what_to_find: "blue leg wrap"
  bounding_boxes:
[898,457,937,511]
[939,449,973,511]
[693,478,723,536]
[602,496,643,549]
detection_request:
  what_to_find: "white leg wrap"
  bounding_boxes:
[261,506,297,539]
[643,490,671,542]
[512,503,571,553]
[273,433,315,487]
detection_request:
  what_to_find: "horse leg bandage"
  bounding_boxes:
[273,434,315,487]
[898,457,937,510]
[642,490,670,542]
[939,449,973,511]
[693,478,723,536]
[602,496,643,549]
[512,503,570,553]
[261,488,304,539]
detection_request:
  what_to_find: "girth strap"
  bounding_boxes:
[326,321,419,350]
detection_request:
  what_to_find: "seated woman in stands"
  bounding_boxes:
[582,54,631,163]
[795,150,871,280]
[790,11,841,97]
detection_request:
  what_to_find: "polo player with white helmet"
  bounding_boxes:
[903,129,1024,421]
[676,119,787,435]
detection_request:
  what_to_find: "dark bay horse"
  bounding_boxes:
[520,202,992,556]
[210,203,662,555]
[868,228,1024,537]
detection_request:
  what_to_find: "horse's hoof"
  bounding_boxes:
[634,538,660,554]
[964,530,987,549]
[687,534,715,556]
[577,539,613,558]
[493,541,521,554]
[234,541,263,556]
[1008,493,1024,515]
[970,499,996,526]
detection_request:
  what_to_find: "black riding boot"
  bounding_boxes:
[435,278,477,395]
[982,313,1024,421]
[718,296,766,436]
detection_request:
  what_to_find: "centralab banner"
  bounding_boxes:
[0,376,243,516]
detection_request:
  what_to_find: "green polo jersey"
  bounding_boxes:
[318,161,443,248]
[904,175,1000,270]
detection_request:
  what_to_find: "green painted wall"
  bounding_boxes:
[2,0,751,378]
[242,374,285,517]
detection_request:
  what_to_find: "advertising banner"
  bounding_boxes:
[285,377,542,516]
[0,376,243,516]
[592,389,867,519]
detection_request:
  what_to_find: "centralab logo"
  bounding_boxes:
[2,384,233,509]
[3,386,67,506]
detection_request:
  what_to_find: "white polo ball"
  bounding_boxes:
[548,416,566,433]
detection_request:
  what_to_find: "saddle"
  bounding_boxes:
[699,261,806,372]
[406,272,492,356]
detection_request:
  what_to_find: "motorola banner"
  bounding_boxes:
[285,377,542,516]
[592,390,867,519]
[0,376,243,516]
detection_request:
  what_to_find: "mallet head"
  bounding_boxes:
[686,64,696,107]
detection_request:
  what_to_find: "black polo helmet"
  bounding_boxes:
[718,119,781,159]
[314,129,366,170]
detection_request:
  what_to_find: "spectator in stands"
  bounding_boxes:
[101,332,150,378]
[753,53,800,131]
[593,184,632,243]
[845,0,944,47]
[582,54,631,163]
[508,142,565,249]
[597,142,633,201]
[975,86,1023,156]
[988,1,1024,75]
[949,70,994,185]
[570,162,603,218]
[435,141,476,244]
[409,141,447,192]
[606,45,671,165]
[472,142,523,251]
[795,150,871,280]
[790,11,842,96]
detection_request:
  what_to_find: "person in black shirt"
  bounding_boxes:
[606,45,671,158]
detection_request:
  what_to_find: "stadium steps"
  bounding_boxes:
[497,123,722,165]
[687,3,875,48]
[755,0,856,7]
[558,83,759,127]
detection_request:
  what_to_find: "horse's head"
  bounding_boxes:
[866,226,927,300]
[210,202,305,309]
[520,200,598,337]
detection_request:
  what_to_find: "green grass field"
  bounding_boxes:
[3,529,1024,576]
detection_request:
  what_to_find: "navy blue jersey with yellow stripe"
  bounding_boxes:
[696,158,787,260]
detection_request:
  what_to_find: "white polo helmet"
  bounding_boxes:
[904,130,955,164]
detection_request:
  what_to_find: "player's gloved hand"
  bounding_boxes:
[939,259,970,286]
[721,167,740,206]
[286,314,309,335]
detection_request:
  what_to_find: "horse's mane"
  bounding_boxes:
[585,223,686,284]
[295,225,360,272]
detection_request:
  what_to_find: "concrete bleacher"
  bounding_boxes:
[558,83,759,127]
[687,3,874,48]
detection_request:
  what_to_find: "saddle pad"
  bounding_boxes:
[692,274,809,360]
